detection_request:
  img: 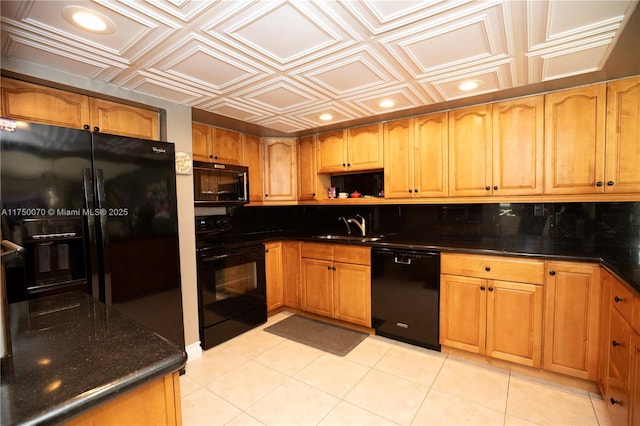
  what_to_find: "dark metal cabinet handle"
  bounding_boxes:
[93,126,99,132]
[342,163,346,167]
[596,181,603,187]
[610,398,619,405]
[485,266,491,272]
[493,185,498,190]
[614,296,623,303]
[83,124,90,130]
[480,286,486,291]
[347,163,351,167]
[414,189,418,193]
[488,287,494,292]
[408,189,413,193]
[549,270,556,276]
[485,186,491,191]
[265,194,269,197]
[607,181,615,186]
[312,193,316,196]
[612,340,621,347]
[209,154,213,158]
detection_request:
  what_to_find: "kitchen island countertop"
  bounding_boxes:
[1,291,187,426]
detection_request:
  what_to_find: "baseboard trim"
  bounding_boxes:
[185,342,202,363]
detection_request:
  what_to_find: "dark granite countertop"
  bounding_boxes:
[1,292,187,426]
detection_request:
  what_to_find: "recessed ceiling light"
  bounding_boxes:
[62,7,116,34]
[379,99,395,108]
[459,80,481,91]
[319,113,333,121]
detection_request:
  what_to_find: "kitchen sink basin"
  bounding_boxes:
[313,234,383,242]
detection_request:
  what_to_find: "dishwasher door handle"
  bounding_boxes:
[394,256,411,265]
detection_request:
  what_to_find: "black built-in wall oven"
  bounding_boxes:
[195,214,267,349]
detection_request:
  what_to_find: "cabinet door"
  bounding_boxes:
[90,98,159,140]
[632,334,640,426]
[317,130,346,173]
[242,134,263,203]
[265,242,283,313]
[297,135,317,200]
[212,128,242,165]
[606,76,640,193]
[543,261,601,380]
[1,77,90,129]
[282,242,301,308]
[333,262,371,327]
[544,84,606,194]
[414,112,448,197]
[448,105,492,196]
[300,258,333,317]
[598,269,613,394]
[492,96,543,195]
[485,280,543,368]
[383,118,413,198]
[346,123,383,171]
[263,138,297,201]
[192,122,213,162]
[440,274,486,354]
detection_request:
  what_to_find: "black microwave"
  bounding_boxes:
[193,161,249,205]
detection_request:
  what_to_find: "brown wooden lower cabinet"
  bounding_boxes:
[265,242,284,312]
[64,372,181,426]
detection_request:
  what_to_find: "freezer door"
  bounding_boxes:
[0,120,94,302]
[91,133,184,347]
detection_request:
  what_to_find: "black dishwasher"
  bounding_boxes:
[371,248,440,351]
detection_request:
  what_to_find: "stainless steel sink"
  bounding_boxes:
[313,234,383,242]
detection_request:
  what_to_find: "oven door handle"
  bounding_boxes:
[200,246,263,262]
[203,254,229,261]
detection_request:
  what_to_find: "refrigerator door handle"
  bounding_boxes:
[82,168,96,243]
[95,168,108,246]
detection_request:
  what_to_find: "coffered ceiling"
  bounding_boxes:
[1,1,638,134]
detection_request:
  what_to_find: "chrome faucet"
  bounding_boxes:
[338,216,351,235]
[347,214,366,236]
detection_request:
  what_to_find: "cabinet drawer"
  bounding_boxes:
[611,277,635,325]
[441,253,544,284]
[634,296,640,334]
[301,243,333,260]
[609,307,633,389]
[604,367,631,426]
[333,245,370,265]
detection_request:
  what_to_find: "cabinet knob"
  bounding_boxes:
[414,189,418,193]
[493,185,498,190]
[343,163,346,167]
[596,181,603,187]
[83,124,90,130]
[610,397,619,405]
[408,189,413,193]
[614,296,623,303]
[312,193,315,196]
[485,186,491,191]
[93,126,99,132]
[549,270,556,276]
[480,286,486,291]
[607,181,615,186]
[327,266,331,270]
[612,340,621,347]
[347,163,351,167]
[485,266,491,272]
[488,287,494,292]
[265,194,269,197]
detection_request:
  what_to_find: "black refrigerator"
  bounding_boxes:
[0,119,185,348]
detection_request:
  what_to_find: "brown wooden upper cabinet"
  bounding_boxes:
[192,122,242,165]
[544,84,607,195]
[1,77,159,140]
[242,134,264,203]
[317,123,383,173]
[384,113,448,198]
[263,138,297,201]
[448,97,544,197]
[297,135,318,201]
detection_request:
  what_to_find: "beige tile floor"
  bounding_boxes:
[180,312,615,426]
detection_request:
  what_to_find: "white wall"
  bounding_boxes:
[1,57,201,350]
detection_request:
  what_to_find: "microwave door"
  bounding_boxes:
[198,169,218,201]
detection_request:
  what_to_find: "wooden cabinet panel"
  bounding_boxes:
[333,262,371,327]
[282,241,301,308]
[612,274,636,325]
[414,112,448,197]
[544,84,606,194]
[609,306,633,389]
[598,269,613,394]
[192,122,212,162]
[297,135,318,200]
[242,134,264,203]
[492,96,544,195]
[346,123,383,171]
[632,335,640,426]
[300,257,333,317]
[300,242,333,260]
[212,128,242,165]
[441,253,545,284]
[543,261,601,380]
[1,77,90,129]
[485,280,543,368]
[90,98,159,140]
[448,104,493,196]
[317,130,346,173]
[64,373,181,426]
[383,118,413,198]
[265,242,283,313]
[605,76,640,194]
[332,245,370,266]
[440,274,486,354]
[263,138,297,201]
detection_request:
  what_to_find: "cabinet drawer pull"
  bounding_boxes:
[549,270,556,276]
[485,186,490,191]
[607,181,615,186]
[485,266,491,272]
[612,340,622,347]
[488,287,494,292]
[614,296,623,303]
[396,322,409,329]
[493,185,498,190]
[610,397,619,405]
[596,181,603,187]
[480,286,486,291]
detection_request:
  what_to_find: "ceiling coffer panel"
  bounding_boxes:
[0,0,637,134]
